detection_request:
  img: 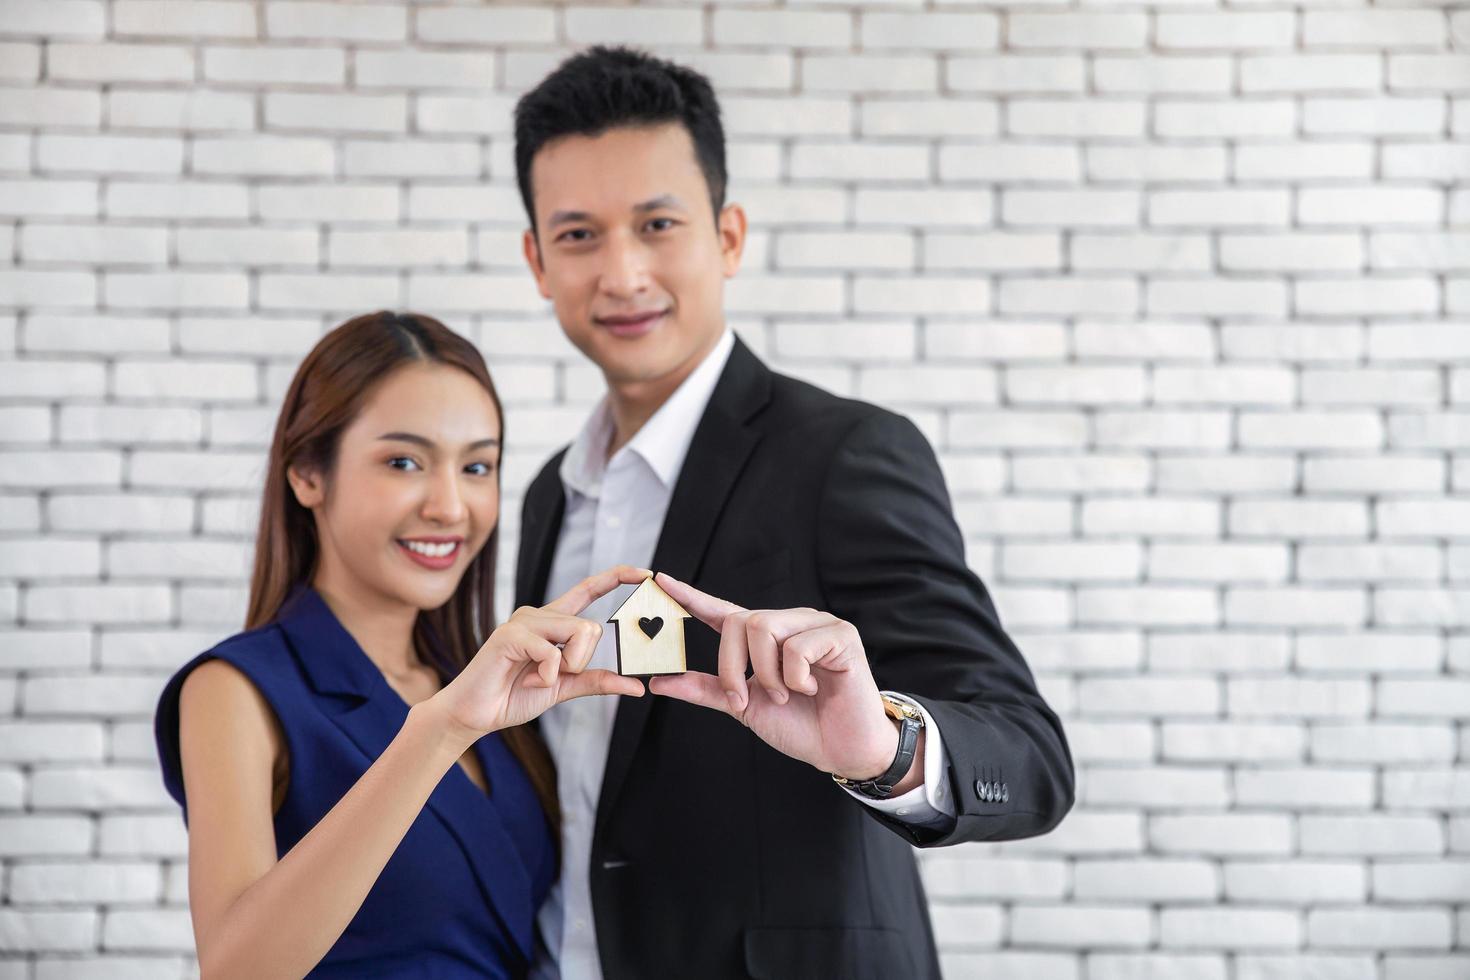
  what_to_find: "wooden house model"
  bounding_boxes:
[607,577,690,677]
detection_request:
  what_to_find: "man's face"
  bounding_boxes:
[522,123,746,389]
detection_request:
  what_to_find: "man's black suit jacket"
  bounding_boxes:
[515,338,1074,980]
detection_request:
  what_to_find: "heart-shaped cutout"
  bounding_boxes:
[638,616,663,640]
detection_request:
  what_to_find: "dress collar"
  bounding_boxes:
[272,581,541,962]
[275,582,383,701]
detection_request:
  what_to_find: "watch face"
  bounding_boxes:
[880,694,923,724]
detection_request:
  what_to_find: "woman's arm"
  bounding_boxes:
[176,564,648,979]
[179,658,473,980]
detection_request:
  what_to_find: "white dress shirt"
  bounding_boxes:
[531,329,955,980]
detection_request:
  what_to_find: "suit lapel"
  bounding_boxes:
[515,449,569,610]
[277,587,536,961]
[595,338,772,829]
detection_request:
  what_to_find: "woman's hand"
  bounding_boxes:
[430,564,650,744]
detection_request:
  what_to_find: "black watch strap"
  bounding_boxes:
[833,696,923,800]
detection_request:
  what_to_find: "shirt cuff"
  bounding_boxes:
[839,692,957,830]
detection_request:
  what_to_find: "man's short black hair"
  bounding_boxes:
[513,45,727,235]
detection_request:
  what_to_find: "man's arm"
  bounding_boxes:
[836,694,957,830]
[815,409,1075,846]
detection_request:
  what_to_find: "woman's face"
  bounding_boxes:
[292,361,502,614]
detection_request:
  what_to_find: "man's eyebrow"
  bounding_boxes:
[547,209,591,228]
[546,195,686,228]
[376,432,500,451]
[634,194,686,213]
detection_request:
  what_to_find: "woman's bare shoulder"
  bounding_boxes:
[179,656,289,806]
[181,656,276,729]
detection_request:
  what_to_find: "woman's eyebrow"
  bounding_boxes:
[376,432,500,451]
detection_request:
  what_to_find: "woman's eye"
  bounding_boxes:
[387,456,420,472]
[465,462,495,477]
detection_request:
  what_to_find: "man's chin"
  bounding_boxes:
[587,337,674,385]
[574,322,719,390]
[599,360,675,388]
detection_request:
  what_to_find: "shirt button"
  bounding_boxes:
[896,807,910,815]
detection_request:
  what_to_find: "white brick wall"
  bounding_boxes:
[0,1,1466,977]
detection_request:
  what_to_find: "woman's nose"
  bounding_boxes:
[422,470,468,524]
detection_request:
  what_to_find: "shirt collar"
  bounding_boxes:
[560,328,735,497]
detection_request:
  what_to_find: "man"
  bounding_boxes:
[512,46,1074,980]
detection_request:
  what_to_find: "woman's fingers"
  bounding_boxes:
[544,564,653,617]
[488,623,560,688]
[507,607,603,672]
[557,669,645,702]
[557,617,603,673]
[521,632,563,688]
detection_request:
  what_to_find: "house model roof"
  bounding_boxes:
[607,576,691,624]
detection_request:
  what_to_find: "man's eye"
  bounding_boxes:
[558,228,591,243]
[387,457,419,472]
[646,218,676,232]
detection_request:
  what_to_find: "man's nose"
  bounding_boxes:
[598,231,651,298]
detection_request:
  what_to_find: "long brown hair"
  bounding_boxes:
[245,310,557,827]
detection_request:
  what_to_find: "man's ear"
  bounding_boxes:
[286,464,325,509]
[523,227,552,300]
[717,203,747,278]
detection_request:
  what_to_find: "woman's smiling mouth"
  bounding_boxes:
[397,537,462,570]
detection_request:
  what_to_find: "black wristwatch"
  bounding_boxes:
[831,693,924,800]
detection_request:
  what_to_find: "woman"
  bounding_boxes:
[153,312,645,978]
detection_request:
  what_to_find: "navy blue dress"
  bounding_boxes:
[154,584,556,979]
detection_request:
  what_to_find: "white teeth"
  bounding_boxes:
[402,540,457,558]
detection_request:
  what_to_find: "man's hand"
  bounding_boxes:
[647,573,923,793]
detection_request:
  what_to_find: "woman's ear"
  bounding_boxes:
[286,464,325,509]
